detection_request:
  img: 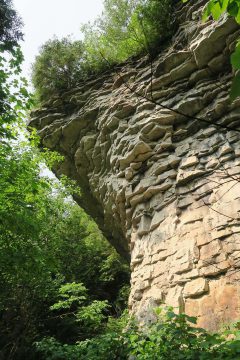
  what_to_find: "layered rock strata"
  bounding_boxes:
[30,0,240,330]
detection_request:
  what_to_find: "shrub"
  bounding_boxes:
[36,307,240,360]
[81,0,173,66]
[126,308,240,360]
[31,37,85,102]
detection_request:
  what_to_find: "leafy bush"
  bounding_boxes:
[32,0,174,102]
[36,314,129,360]
[48,282,111,342]
[127,308,240,360]
[31,37,84,101]
[36,307,240,360]
[36,284,128,359]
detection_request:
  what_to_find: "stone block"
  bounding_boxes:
[180,156,199,169]
[150,211,166,231]
[200,240,222,261]
[137,215,152,236]
[176,169,206,186]
[184,278,209,298]
[200,260,230,276]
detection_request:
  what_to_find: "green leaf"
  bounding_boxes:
[211,2,224,20]
[20,87,29,98]
[220,0,230,12]
[230,71,240,100]
[228,1,239,17]
[203,0,231,21]
[187,316,197,324]
[202,2,213,22]
[236,8,240,23]
[231,43,240,69]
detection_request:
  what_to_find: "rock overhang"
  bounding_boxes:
[29,1,240,330]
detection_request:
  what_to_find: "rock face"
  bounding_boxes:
[30,1,240,330]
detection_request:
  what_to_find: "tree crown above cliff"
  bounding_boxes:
[31,0,173,103]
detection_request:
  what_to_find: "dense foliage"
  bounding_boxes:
[32,0,173,102]
[81,0,172,68]
[32,38,85,101]
[0,47,32,140]
[0,2,130,358]
[2,0,240,358]
[0,1,27,139]
[0,140,130,359]
[36,308,240,360]
[0,0,23,50]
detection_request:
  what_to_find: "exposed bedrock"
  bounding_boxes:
[30,1,240,330]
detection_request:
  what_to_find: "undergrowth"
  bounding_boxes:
[36,307,240,360]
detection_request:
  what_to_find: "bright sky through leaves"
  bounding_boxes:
[13,0,104,80]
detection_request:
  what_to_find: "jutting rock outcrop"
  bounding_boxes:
[30,0,240,330]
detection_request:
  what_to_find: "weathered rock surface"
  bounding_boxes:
[30,0,240,330]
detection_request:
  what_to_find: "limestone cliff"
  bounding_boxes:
[30,0,240,330]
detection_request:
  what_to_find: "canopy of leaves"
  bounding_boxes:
[0,141,130,359]
[0,4,130,357]
[0,47,32,139]
[0,0,23,50]
[81,0,172,67]
[0,0,32,141]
